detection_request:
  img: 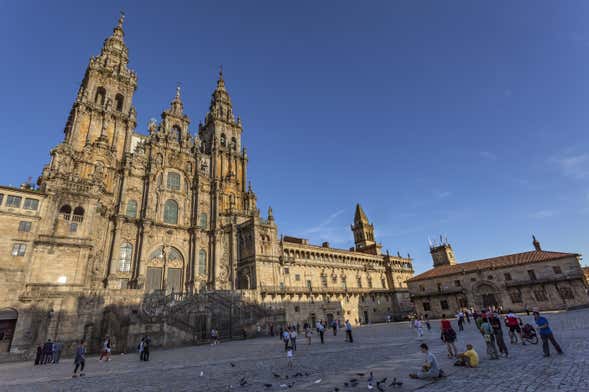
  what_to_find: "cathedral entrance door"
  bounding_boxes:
[0,308,17,352]
[482,294,498,309]
[146,267,163,293]
[167,268,182,294]
[326,313,334,326]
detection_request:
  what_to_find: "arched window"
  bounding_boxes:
[119,243,133,272]
[126,200,137,218]
[198,249,206,274]
[167,172,181,191]
[230,137,237,151]
[164,199,178,224]
[171,125,181,143]
[59,204,72,220]
[94,87,106,105]
[220,133,226,146]
[115,93,124,112]
[199,213,207,229]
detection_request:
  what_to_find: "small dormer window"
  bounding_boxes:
[230,137,237,151]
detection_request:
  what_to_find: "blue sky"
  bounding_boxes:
[1,1,589,273]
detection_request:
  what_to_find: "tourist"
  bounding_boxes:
[454,344,479,367]
[289,327,297,351]
[533,311,563,357]
[409,343,444,379]
[305,325,312,344]
[269,323,275,337]
[287,346,294,368]
[456,311,465,332]
[490,313,508,357]
[505,310,522,344]
[42,339,53,364]
[414,318,424,338]
[440,314,457,358]
[283,328,291,351]
[138,337,144,360]
[211,329,219,345]
[331,320,337,336]
[279,326,284,340]
[52,341,63,364]
[72,339,86,378]
[479,316,499,359]
[345,319,354,343]
[424,314,431,331]
[142,335,150,361]
[99,336,111,361]
[316,320,325,344]
[465,309,471,324]
[524,305,530,316]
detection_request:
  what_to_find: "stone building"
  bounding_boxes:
[407,237,588,318]
[0,15,413,358]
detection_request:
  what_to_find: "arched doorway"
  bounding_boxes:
[0,308,17,352]
[474,282,501,309]
[145,246,184,294]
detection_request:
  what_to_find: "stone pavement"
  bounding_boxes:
[1,309,588,392]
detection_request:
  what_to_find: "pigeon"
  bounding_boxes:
[368,384,374,390]
[287,382,295,388]
[293,372,303,378]
[344,382,349,387]
[304,372,310,377]
[349,379,358,383]
[376,384,385,392]
[389,377,403,387]
[200,371,204,377]
[230,362,236,367]
[314,379,322,384]
[356,373,365,377]
[273,372,282,378]
[280,384,288,388]
[368,372,374,383]
[263,383,273,388]
[240,378,247,386]
[334,388,340,392]
[377,378,387,385]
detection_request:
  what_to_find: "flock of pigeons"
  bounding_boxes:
[208,364,405,391]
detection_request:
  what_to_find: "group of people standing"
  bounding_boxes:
[34,339,63,365]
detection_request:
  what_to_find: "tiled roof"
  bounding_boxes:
[407,250,578,282]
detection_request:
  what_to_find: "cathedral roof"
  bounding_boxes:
[408,250,579,282]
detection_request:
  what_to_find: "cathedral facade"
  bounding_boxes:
[0,16,413,358]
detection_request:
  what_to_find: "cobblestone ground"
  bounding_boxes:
[1,309,588,392]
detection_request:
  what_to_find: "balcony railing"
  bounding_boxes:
[410,287,465,299]
[504,274,584,288]
[258,285,389,295]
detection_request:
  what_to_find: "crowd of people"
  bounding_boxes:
[34,339,63,365]
[407,307,564,380]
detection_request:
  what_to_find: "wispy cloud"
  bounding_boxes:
[303,209,345,234]
[551,152,589,179]
[479,151,497,161]
[434,191,452,199]
[529,209,558,219]
[299,209,351,245]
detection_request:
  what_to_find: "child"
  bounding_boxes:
[454,344,479,367]
[287,346,294,368]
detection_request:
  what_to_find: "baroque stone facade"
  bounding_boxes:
[0,15,414,358]
[407,237,589,318]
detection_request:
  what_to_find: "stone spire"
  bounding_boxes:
[169,84,184,116]
[206,66,234,123]
[532,235,542,251]
[268,206,274,221]
[354,203,369,224]
[94,11,130,71]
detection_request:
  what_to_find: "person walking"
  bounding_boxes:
[72,340,86,377]
[142,335,150,361]
[34,344,42,365]
[99,336,111,361]
[289,328,297,351]
[465,309,471,324]
[480,316,499,359]
[490,314,508,357]
[305,325,312,345]
[286,346,294,368]
[414,318,424,338]
[345,319,354,343]
[316,320,325,344]
[534,311,563,357]
[424,314,431,331]
[282,328,291,351]
[331,320,338,336]
[456,311,465,332]
[440,315,457,358]
[138,337,145,360]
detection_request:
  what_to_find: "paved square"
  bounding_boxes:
[1,309,588,391]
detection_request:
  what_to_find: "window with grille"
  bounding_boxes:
[552,266,562,274]
[306,280,312,289]
[321,275,328,287]
[423,302,431,311]
[18,221,31,232]
[167,172,181,191]
[23,198,39,210]
[504,273,512,281]
[509,290,522,303]
[0,193,4,205]
[11,243,26,256]
[367,277,373,288]
[534,289,548,301]
[559,287,574,299]
[199,213,207,228]
[119,243,132,272]
[70,223,78,233]
[440,300,449,309]
[295,274,300,281]
[528,270,537,281]
[454,280,461,287]
[356,277,362,288]
[198,250,206,274]
[6,195,22,208]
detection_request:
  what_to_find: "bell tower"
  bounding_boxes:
[351,204,382,255]
[429,236,456,267]
[63,12,138,158]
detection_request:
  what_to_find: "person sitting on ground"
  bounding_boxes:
[454,344,479,367]
[409,343,445,379]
